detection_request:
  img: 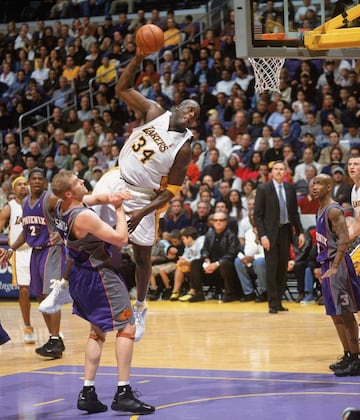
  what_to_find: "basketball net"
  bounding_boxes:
[248,57,285,94]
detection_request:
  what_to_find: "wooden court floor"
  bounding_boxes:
[0,298,359,419]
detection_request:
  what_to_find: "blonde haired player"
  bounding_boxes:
[0,176,34,344]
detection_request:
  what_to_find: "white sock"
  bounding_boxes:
[118,381,129,386]
[135,300,145,307]
[84,380,95,387]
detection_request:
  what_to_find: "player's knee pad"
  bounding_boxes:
[89,332,106,343]
[116,331,135,341]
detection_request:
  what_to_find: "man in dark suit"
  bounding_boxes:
[254,161,305,313]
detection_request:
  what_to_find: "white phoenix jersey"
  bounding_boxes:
[8,199,30,251]
[119,111,192,191]
[351,185,360,220]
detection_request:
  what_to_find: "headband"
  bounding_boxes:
[12,176,28,190]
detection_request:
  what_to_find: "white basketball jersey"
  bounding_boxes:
[119,111,192,191]
[8,199,29,251]
[351,185,360,220]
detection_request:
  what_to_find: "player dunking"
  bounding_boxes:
[40,47,200,341]
[312,174,360,376]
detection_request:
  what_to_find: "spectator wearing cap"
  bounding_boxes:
[12,165,24,177]
[55,140,72,170]
[90,166,104,189]
[331,165,352,207]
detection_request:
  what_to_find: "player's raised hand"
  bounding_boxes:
[110,189,132,208]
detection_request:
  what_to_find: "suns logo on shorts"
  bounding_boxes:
[116,307,133,321]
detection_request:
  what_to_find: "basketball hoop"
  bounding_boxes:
[249,57,285,94]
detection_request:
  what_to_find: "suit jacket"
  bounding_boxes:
[332,182,352,205]
[254,180,303,245]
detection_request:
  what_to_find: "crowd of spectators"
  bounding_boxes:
[0,0,359,302]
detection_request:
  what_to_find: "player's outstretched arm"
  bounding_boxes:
[83,190,131,207]
[115,50,163,122]
[72,207,128,247]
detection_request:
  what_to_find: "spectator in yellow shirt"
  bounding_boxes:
[95,54,117,85]
[163,18,182,49]
[62,55,80,82]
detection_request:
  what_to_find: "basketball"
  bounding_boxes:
[135,24,164,55]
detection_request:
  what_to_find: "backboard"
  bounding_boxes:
[235,0,360,59]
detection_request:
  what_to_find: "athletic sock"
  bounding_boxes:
[117,381,129,386]
[84,380,95,387]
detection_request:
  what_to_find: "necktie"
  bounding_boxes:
[278,184,288,224]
